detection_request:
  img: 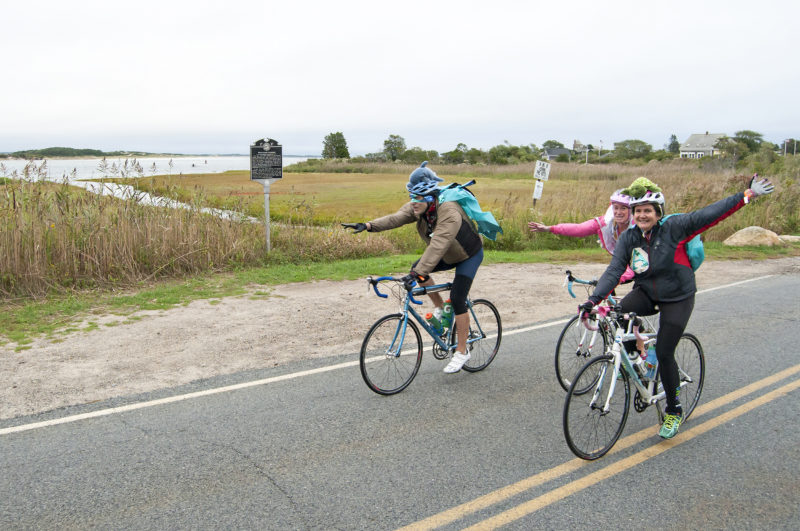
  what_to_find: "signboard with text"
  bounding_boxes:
[534,160,551,181]
[533,179,544,200]
[250,138,282,180]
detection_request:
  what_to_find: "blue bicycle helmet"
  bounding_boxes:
[406,161,443,202]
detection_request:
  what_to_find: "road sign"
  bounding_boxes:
[534,160,551,181]
[533,179,544,200]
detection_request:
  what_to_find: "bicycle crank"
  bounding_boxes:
[633,390,650,412]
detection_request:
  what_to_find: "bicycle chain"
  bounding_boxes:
[633,390,650,412]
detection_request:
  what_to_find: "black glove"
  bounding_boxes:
[400,271,429,291]
[578,301,594,314]
[341,222,367,233]
[400,273,417,291]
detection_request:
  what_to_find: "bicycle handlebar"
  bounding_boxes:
[564,270,598,299]
[579,306,650,342]
[366,276,423,305]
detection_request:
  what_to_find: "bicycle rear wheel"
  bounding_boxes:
[563,355,630,460]
[360,314,423,395]
[655,333,705,423]
[460,299,502,372]
[555,314,609,391]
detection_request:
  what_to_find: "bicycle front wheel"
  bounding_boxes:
[555,314,609,391]
[655,333,705,422]
[461,299,502,372]
[563,355,630,460]
[359,314,423,395]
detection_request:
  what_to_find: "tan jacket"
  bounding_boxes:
[369,201,482,275]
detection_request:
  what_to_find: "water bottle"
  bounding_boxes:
[644,346,658,380]
[632,349,646,376]
[425,312,444,335]
[441,299,454,329]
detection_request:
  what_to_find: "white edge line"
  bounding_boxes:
[0,274,777,435]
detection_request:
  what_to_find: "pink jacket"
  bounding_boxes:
[549,216,635,283]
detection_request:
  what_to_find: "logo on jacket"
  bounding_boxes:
[631,247,650,274]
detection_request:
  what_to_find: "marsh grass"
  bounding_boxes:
[3,156,797,299]
[0,172,398,298]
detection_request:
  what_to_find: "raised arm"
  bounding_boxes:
[529,217,601,238]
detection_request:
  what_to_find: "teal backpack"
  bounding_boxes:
[661,214,705,271]
[438,180,503,241]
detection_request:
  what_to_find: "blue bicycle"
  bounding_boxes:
[360,276,502,395]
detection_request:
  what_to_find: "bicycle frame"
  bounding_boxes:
[367,276,487,356]
[581,310,665,413]
[564,270,617,360]
[565,270,657,359]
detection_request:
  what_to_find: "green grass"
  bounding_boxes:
[2,245,796,349]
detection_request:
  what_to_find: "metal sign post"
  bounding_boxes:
[532,160,551,210]
[250,138,283,252]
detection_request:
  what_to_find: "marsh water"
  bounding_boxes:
[0,155,309,182]
[0,155,310,218]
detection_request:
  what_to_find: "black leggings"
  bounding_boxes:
[620,288,695,415]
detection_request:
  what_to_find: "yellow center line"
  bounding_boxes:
[396,364,800,531]
[466,377,800,530]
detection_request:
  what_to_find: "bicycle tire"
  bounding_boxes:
[359,314,423,395]
[554,314,610,391]
[460,299,502,372]
[655,333,705,423]
[563,355,631,460]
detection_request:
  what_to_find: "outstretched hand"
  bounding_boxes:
[747,174,775,198]
[528,221,549,233]
[341,222,367,233]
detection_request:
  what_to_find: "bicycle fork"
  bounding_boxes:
[386,318,410,358]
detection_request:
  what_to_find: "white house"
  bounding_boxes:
[680,132,726,158]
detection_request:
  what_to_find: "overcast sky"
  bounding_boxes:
[2,0,797,156]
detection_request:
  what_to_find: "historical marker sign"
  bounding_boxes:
[250,138,283,180]
[250,137,283,253]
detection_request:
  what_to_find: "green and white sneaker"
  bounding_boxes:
[659,413,683,439]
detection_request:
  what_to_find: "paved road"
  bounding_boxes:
[2,274,798,530]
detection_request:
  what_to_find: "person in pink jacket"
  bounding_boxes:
[528,189,635,283]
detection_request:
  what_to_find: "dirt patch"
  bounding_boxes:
[2,257,798,420]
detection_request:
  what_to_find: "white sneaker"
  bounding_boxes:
[443,351,470,373]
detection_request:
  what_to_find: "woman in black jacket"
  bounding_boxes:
[580,175,774,439]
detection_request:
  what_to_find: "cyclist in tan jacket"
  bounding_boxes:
[343,162,483,373]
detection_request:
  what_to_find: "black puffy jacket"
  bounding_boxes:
[590,192,746,303]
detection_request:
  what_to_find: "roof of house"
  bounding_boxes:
[543,148,572,156]
[680,133,726,151]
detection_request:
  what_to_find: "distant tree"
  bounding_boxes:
[442,142,468,164]
[542,140,565,150]
[364,152,388,162]
[401,147,439,164]
[383,134,406,161]
[321,132,350,159]
[714,135,748,162]
[666,134,681,154]
[465,148,486,164]
[733,130,764,152]
[613,139,653,159]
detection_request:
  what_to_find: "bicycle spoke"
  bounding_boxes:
[360,315,423,395]
[563,356,630,460]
